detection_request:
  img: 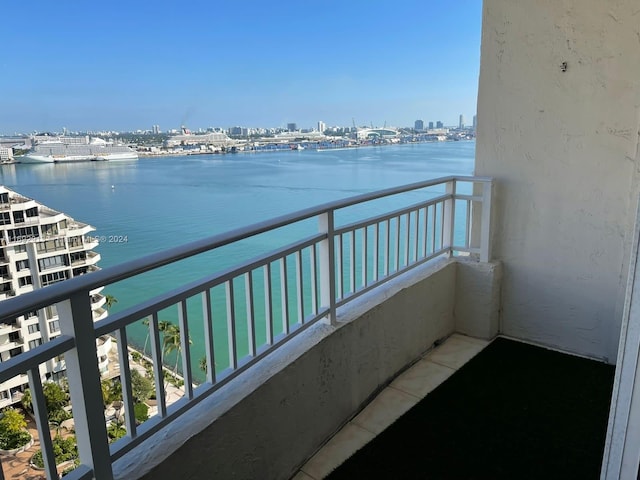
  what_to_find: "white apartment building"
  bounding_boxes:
[0,186,110,407]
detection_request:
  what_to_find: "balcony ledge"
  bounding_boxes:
[115,257,502,480]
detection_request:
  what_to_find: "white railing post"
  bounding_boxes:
[57,293,114,480]
[442,180,455,254]
[319,210,337,325]
[480,180,493,262]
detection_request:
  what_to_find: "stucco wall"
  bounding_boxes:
[475,0,640,362]
[115,258,501,480]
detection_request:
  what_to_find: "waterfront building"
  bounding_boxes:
[459,114,465,129]
[287,123,297,132]
[414,119,424,131]
[164,126,233,147]
[428,121,434,129]
[0,186,110,407]
[436,120,444,128]
[472,115,477,131]
[317,121,326,133]
[0,148,12,162]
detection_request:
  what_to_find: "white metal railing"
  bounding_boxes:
[0,176,492,480]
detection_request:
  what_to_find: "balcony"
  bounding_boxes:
[0,176,497,480]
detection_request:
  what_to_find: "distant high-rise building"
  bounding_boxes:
[428,121,434,130]
[436,121,443,129]
[318,121,326,133]
[287,123,297,132]
[152,125,160,134]
[459,114,465,129]
[414,120,424,131]
[473,115,477,131]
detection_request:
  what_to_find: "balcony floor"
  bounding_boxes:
[294,334,615,480]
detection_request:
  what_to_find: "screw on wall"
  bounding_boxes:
[560,61,568,72]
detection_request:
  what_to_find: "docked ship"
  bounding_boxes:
[20,136,138,163]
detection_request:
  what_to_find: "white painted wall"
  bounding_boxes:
[475,0,640,362]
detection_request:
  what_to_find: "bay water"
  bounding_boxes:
[1,140,475,382]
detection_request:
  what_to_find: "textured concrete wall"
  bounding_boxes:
[455,259,502,339]
[475,0,640,362]
[116,259,500,480]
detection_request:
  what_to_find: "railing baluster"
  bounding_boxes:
[384,219,390,276]
[414,209,420,262]
[394,217,400,272]
[202,290,216,384]
[465,199,471,248]
[226,281,237,369]
[178,300,193,400]
[149,313,167,417]
[310,245,318,315]
[296,250,304,323]
[246,271,256,356]
[28,367,57,479]
[405,213,411,266]
[373,223,379,282]
[318,210,337,325]
[116,327,136,438]
[338,234,344,299]
[362,226,368,289]
[57,294,113,479]
[443,181,455,254]
[280,257,289,334]
[264,263,274,343]
[432,204,438,252]
[349,231,355,294]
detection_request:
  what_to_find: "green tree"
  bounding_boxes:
[162,324,192,379]
[42,382,69,414]
[0,408,30,450]
[101,378,122,406]
[199,356,207,375]
[104,294,118,309]
[133,402,149,424]
[0,408,27,433]
[20,388,32,412]
[106,423,126,442]
[130,369,154,403]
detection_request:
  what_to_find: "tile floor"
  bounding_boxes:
[293,333,490,480]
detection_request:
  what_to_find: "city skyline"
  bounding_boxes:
[0,1,482,134]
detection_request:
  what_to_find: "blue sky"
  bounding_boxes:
[0,1,482,134]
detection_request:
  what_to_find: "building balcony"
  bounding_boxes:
[0,321,18,335]
[71,251,101,267]
[0,172,630,480]
[91,293,107,309]
[92,307,108,322]
[0,176,502,480]
[67,221,94,236]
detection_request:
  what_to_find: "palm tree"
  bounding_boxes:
[162,324,192,381]
[199,356,207,375]
[158,320,172,334]
[105,294,118,310]
[141,318,150,357]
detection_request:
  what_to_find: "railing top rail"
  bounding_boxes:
[0,175,492,320]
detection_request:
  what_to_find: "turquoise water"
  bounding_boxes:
[1,140,475,381]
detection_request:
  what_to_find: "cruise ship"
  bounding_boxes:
[20,135,138,163]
